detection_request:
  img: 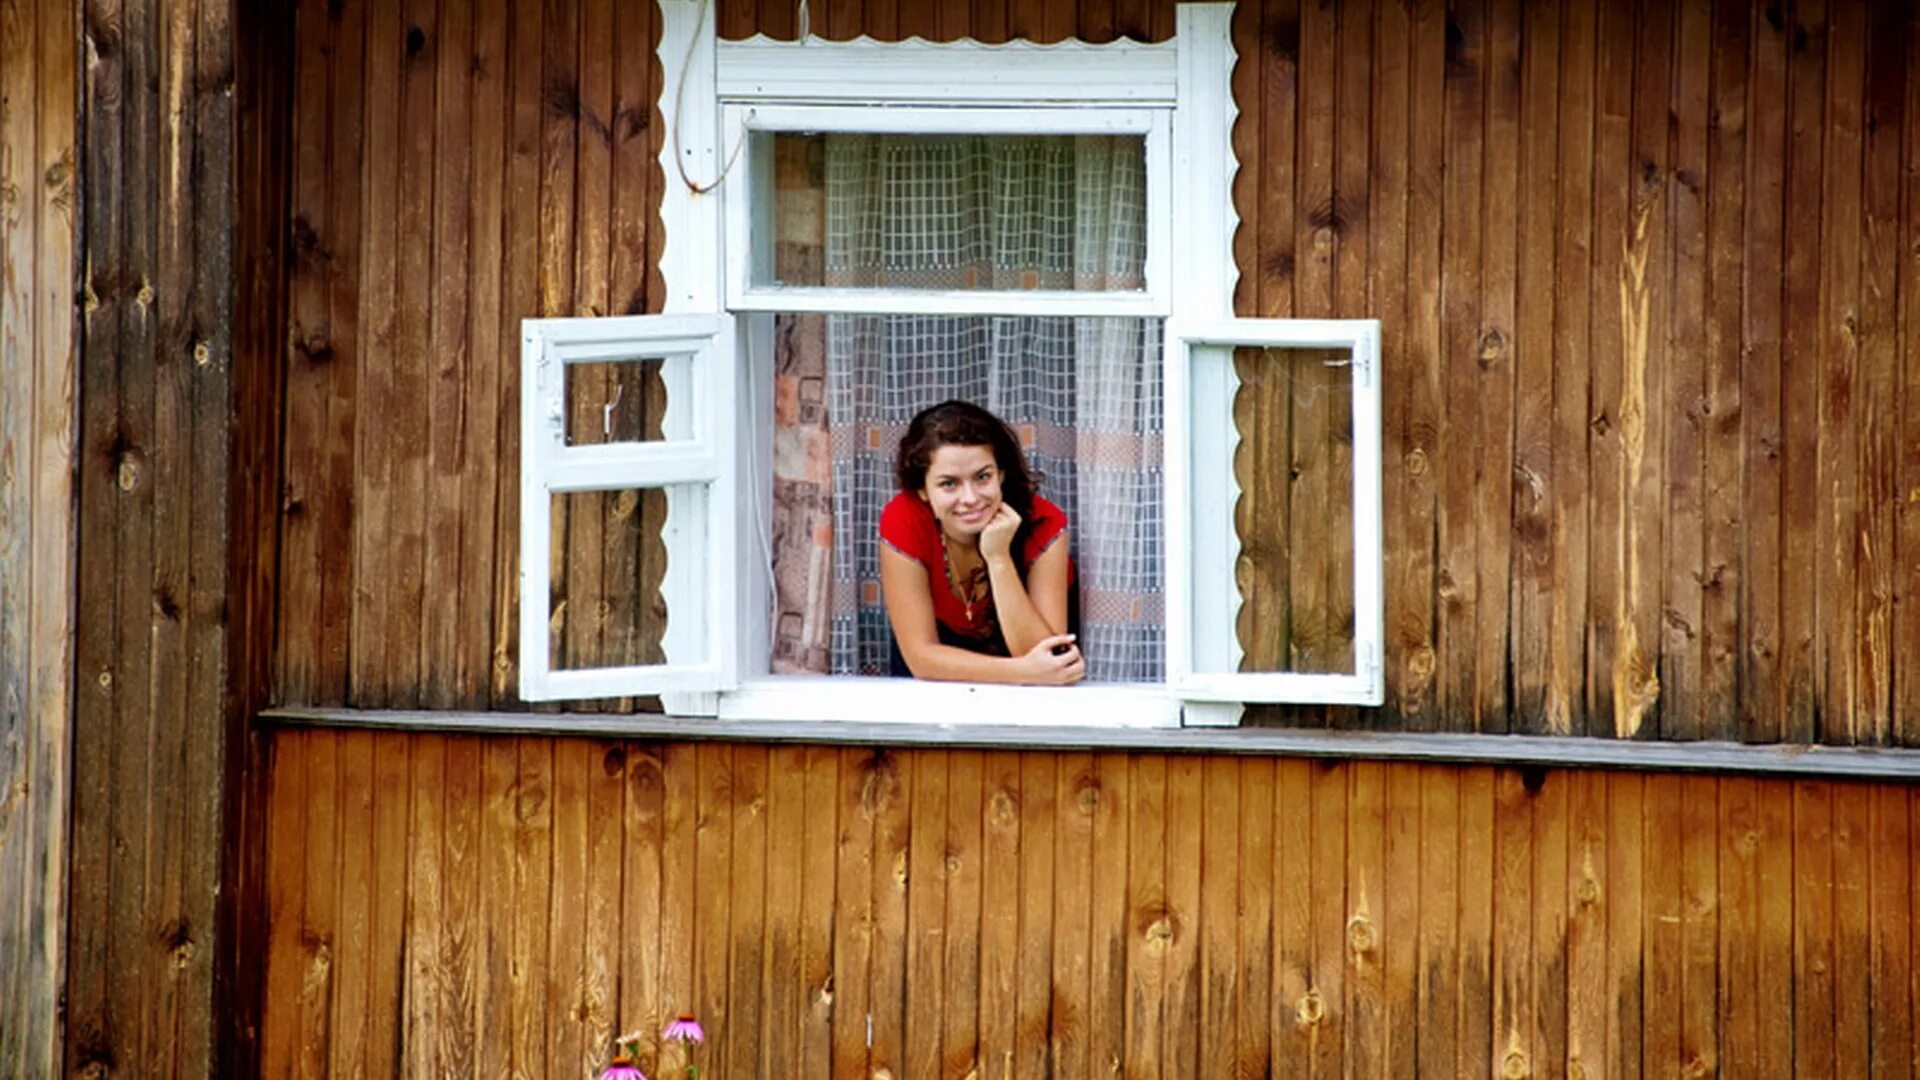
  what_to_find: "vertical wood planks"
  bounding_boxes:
[1052,753,1095,1077]
[1087,752,1131,1078]
[1779,0,1828,742]
[0,0,79,1070]
[763,744,809,1076]
[831,746,874,1080]
[1665,0,1713,741]
[1199,757,1242,1078]
[1510,0,1563,737]
[1162,756,1202,1077]
[976,750,1020,1079]
[942,751,985,1079]
[907,750,951,1079]
[1742,0,1789,744]
[254,738,1920,1076]
[1123,753,1167,1080]
[1700,0,1750,742]
[1015,752,1057,1078]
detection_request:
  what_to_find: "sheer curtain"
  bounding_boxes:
[772,133,1164,682]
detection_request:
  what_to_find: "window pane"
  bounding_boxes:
[563,357,674,446]
[767,310,1164,682]
[765,132,1148,293]
[1212,345,1356,677]
[547,485,704,679]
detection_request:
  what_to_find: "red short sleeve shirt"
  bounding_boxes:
[879,492,1070,650]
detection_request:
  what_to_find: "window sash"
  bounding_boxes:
[1164,317,1385,714]
[519,313,738,701]
[723,103,1172,317]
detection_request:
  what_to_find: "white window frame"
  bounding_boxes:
[722,103,1172,318]
[1166,317,1386,725]
[519,0,1385,727]
[517,313,737,701]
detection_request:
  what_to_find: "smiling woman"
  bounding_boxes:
[877,401,1083,685]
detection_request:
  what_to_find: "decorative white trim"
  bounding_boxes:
[657,0,723,313]
[1169,5,1241,727]
[716,36,1179,105]
[1171,4,1239,322]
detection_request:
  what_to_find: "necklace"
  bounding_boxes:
[940,535,991,627]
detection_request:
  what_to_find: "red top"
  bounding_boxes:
[879,492,1070,653]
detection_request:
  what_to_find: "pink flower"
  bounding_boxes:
[663,1013,706,1045]
[597,1052,647,1080]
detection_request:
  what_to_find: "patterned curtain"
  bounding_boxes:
[771,134,1164,682]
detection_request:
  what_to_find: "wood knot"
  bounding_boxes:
[1576,876,1601,906]
[989,789,1017,824]
[945,850,962,875]
[1346,914,1375,953]
[1295,989,1325,1025]
[116,454,142,493]
[1143,916,1174,953]
[1478,328,1507,365]
[602,746,626,776]
[1503,1049,1530,1078]
[1405,447,1429,476]
[1076,779,1101,814]
[1406,644,1436,681]
[193,341,211,367]
[135,280,154,308]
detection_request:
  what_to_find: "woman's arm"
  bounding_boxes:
[980,518,1071,657]
[881,545,1083,685]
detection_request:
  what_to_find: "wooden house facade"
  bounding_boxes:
[4,0,1920,1075]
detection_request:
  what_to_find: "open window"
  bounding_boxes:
[519,1,1383,725]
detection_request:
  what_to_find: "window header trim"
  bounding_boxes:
[716,35,1179,106]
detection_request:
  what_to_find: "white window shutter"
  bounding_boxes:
[518,314,738,704]
[1167,317,1385,722]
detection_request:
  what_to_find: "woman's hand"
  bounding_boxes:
[978,503,1022,562]
[1014,633,1085,685]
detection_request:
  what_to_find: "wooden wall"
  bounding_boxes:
[0,0,78,1074]
[273,0,1920,746]
[65,0,284,1075]
[258,730,1920,1079]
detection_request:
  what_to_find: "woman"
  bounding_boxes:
[880,401,1085,685]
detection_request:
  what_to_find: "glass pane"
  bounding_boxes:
[1212,344,1356,677]
[765,132,1148,292]
[563,356,676,446]
[547,484,705,675]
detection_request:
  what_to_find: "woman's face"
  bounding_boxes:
[919,443,1003,541]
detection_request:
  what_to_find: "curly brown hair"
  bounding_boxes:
[895,400,1040,572]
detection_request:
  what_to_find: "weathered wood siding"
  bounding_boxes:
[258,730,1920,1079]
[65,0,283,1075]
[0,0,78,1074]
[274,0,1920,745]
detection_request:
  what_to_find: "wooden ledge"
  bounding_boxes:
[259,707,1920,781]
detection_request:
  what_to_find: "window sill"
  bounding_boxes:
[257,705,1920,781]
[719,675,1181,727]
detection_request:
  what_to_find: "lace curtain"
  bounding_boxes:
[771,133,1164,682]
